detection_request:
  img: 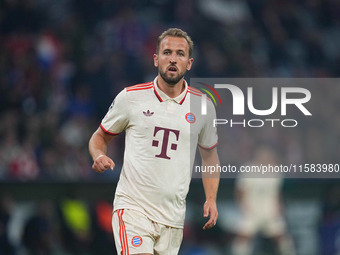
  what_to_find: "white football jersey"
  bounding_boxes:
[101,77,218,228]
[237,177,282,215]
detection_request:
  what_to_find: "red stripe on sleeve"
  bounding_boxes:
[126,85,153,92]
[100,124,120,136]
[198,142,218,150]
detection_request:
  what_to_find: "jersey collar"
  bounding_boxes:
[153,77,188,105]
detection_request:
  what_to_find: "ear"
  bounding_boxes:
[186,58,194,71]
[153,54,159,67]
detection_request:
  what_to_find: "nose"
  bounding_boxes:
[169,53,177,64]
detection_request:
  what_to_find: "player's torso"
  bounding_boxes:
[124,86,204,167]
[115,85,206,225]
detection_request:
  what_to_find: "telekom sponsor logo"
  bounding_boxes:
[152,126,180,160]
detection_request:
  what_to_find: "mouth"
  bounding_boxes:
[167,66,177,74]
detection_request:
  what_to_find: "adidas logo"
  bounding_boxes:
[143,110,154,116]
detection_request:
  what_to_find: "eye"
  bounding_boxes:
[178,52,185,56]
[164,51,170,55]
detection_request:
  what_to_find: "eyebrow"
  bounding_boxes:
[162,49,186,54]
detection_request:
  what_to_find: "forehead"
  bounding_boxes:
[159,36,189,52]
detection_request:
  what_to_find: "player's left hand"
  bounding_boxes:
[202,200,218,230]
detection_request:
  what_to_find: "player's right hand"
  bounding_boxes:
[92,154,115,173]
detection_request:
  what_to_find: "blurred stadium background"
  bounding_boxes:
[1,0,340,254]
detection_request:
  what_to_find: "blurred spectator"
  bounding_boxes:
[231,147,296,255]
[0,194,16,255]
[90,200,116,254]
[319,186,340,255]
[21,200,56,255]
[58,194,92,254]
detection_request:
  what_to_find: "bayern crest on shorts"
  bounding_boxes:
[131,236,143,247]
[185,113,196,123]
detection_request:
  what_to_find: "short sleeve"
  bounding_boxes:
[198,100,218,149]
[100,89,129,135]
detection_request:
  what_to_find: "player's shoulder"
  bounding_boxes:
[187,86,204,98]
[125,81,154,93]
[187,86,213,106]
[114,81,154,102]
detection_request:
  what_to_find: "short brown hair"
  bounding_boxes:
[156,28,194,58]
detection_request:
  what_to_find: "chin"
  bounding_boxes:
[160,70,185,85]
[166,77,181,85]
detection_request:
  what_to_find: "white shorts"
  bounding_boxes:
[238,212,286,237]
[112,209,183,255]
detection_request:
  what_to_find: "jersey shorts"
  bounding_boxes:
[238,210,286,237]
[112,209,183,255]
[101,77,218,228]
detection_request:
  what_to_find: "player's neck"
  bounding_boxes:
[157,75,185,98]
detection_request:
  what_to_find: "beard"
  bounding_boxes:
[159,68,186,86]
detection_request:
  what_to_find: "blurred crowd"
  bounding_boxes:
[0,192,116,255]
[1,183,340,255]
[1,1,340,254]
[1,0,340,180]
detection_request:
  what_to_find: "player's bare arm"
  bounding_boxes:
[200,147,220,230]
[89,127,115,173]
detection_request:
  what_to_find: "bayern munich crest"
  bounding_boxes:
[185,113,196,123]
[131,236,143,247]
